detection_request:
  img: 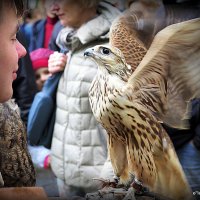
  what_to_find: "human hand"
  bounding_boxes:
[48,51,67,74]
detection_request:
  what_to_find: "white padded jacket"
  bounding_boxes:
[50,2,120,193]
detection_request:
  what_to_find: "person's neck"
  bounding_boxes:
[46,16,58,25]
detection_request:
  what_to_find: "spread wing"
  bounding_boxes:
[109,13,147,72]
[109,0,165,72]
[126,18,200,129]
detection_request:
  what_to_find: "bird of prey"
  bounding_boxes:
[84,16,200,200]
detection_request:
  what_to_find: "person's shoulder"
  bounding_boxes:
[32,18,46,29]
[54,21,63,30]
[52,21,64,37]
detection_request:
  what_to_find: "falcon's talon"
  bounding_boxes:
[92,178,118,189]
[113,175,120,184]
[130,178,145,194]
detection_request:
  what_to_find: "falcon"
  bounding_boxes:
[84,17,200,200]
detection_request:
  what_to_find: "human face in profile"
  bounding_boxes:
[52,0,96,28]
[0,6,26,103]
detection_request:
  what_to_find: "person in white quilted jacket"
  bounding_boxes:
[48,0,121,198]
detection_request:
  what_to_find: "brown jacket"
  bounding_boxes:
[0,100,35,187]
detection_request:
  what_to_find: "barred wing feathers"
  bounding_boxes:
[126,18,200,129]
[109,13,147,72]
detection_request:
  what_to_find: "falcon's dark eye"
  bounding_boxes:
[101,47,110,55]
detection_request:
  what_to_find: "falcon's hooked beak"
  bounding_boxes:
[84,48,95,57]
[84,45,132,78]
[84,46,111,69]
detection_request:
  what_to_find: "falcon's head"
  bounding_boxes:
[84,45,133,81]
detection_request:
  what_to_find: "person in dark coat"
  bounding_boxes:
[48,21,63,52]
[12,31,38,126]
[29,0,58,52]
[159,1,200,196]
[163,99,200,196]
